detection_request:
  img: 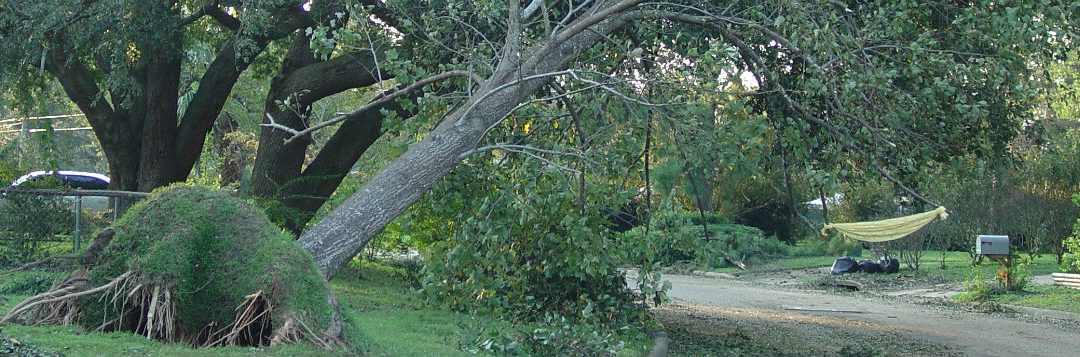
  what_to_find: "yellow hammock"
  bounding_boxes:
[821,206,948,243]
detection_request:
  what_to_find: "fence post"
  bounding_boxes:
[74,196,82,253]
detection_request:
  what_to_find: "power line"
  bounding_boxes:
[0,113,85,125]
[0,127,94,134]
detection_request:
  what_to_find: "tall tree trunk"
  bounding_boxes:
[247,40,391,234]
[248,36,318,201]
[136,48,181,189]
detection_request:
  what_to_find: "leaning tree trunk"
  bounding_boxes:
[299,1,643,278]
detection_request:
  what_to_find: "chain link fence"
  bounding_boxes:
[0,188,147,265]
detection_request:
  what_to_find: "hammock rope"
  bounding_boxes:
[821,206,948,243]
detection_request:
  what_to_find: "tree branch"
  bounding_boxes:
[553,0,645,46]
[205,5,241,31]
[459,144,585,173]
[44,46,116,133]
[174,4,321,180]
[262,70,483,145]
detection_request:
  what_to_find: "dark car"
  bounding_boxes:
[9,171,111,211]
[11,171,110,190]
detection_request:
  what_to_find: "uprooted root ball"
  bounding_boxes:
[1,184,342,349]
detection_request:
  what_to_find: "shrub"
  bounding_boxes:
[420,172,641,326]
[960,255,1032,301]
[1061,236,1080,273]
[826,236,863,257]
[413,156,651,357]
[790,238,830,257]
[1007,259,1033,292]
[461,313,639,357]
[1060,193,1080,273]
[959,266,1004,301]
[619,218,788,269]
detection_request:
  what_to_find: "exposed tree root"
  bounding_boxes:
[3,271,338,349]
[204,290,271,347]
[1,271,130,324]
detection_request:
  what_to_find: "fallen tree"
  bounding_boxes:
[293,0,1074,279]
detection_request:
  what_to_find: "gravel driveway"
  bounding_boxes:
[628,271,1080,356]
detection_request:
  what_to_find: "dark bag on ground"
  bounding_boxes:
[858,259,882,273]
[879,257,899,273]
[830,256,861,275]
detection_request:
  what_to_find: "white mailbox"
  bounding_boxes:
[976,235,1009,255]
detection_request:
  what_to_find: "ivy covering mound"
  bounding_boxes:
[0,185,342,349]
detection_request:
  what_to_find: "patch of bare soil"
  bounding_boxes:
[740,266,962,300]
[656,303,956,357]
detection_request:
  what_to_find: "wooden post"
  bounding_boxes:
[987,254,1012,290]
[74,196,82,253]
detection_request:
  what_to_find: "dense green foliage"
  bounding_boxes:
[418,163,640,323]
[1063,236,1080,273]
[619,218,787,269]
[1063,202,1080,273]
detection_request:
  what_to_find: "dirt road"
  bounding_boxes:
[629,271,1080,356]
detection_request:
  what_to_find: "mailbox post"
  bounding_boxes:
[976,235,1012,290]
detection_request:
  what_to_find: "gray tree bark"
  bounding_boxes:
[299,0,644,278]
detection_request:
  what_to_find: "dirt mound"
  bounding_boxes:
[2,185,341,349]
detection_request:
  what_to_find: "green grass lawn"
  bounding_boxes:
[910,251,1060,281]
[0,261,512,357]
[990,285,1080,314]
[682,249,1079,314]
[334,262,516,357]
[702,250,1062,281]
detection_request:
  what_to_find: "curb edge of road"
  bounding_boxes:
[1005,304,1080,323]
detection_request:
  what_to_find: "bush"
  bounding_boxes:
[664,211,730,226]
[0,333,62,357]
[790,238,830,257]
[1061,236,1080,273]
[420,171,641,326]
[1007,259,1033,292]
[960,256,1033,300]
[1060,193,1080,273]
[461,313,639,356]
[959,266,1004,301]
[619,218,789,269]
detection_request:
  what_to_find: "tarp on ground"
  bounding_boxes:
[821,206,948,243]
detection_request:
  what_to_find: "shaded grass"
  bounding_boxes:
[335,261,511,357]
